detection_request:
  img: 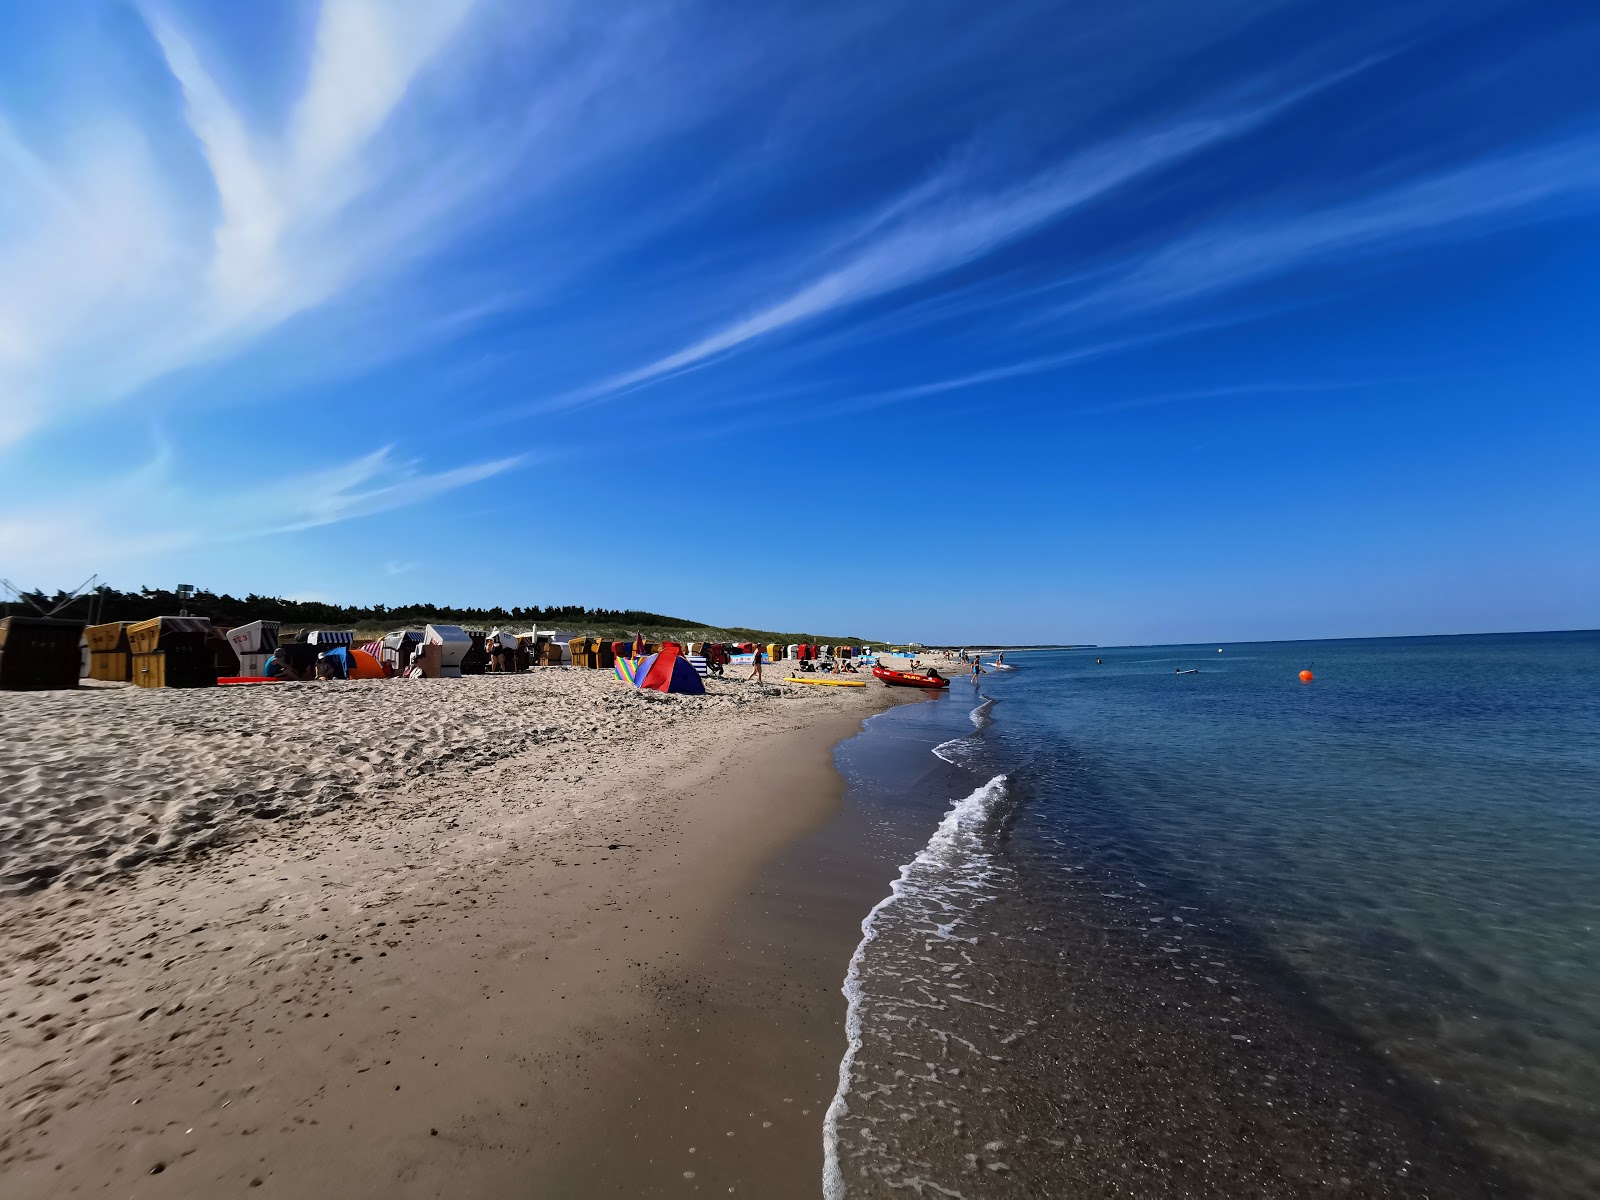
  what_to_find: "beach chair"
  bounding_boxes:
[226,621,279,677]
[380,630,423,674]
[423,625,471,678]
[85,622,132,681]
[126,616,217,688]
[0,616,86,690]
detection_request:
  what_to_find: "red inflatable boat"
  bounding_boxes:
[872,665,951,689]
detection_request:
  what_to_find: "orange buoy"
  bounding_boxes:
[1299,669,1314,684]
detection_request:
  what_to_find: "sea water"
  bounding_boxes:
[825,632,1600,1197]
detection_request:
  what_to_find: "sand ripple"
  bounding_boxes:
[0,673,821,894]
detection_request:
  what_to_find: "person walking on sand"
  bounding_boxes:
[750,647,764,683]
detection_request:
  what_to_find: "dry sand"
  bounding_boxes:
[0,666,909,1197]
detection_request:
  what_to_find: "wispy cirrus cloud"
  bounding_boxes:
[0,0,478,448]
[1070,131,1600,320]
[560,62,1387,410]
[758,132,1600,419]
[0,444,522,579]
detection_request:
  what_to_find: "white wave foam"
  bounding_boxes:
[822,773,1009,1200]
[970,696,995,730]
[932,698,994,765]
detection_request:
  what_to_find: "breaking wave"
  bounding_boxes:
[822,773,1010,1199]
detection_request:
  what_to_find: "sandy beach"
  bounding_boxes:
[0,666,913,1197]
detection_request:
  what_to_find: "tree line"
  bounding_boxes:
[2,586,698,632]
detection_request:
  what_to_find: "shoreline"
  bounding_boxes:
[6,651,1529,1196]
[0,671,917,1196]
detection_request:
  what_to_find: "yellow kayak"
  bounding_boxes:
[784,676,867,687]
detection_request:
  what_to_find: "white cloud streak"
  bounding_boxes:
[567,66,1379,408]
[0,444,521,580]
[1074,133,1600,318]
[785,133,1600,417]
[0,0,477,448]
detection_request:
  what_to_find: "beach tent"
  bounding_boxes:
[349,648,385,679]
[636,648,705,695]
[318,646,355,679]
[615,656,643,686]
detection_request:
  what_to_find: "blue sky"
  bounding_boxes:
[2,0,1597,645]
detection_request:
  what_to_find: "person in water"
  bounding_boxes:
[971,660,982,680]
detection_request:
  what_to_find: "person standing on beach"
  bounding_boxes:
[750,648,764,683]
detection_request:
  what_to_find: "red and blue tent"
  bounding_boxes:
[634,647,705,695]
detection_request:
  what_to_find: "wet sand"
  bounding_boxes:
[527,716,925,1196]
[0,669,909,1197]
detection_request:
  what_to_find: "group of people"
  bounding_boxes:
[790,656,861,676]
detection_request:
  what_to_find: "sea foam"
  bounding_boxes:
[934,697,996,764]
[822,773,1009,1199]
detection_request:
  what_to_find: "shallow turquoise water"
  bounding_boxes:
[831,631,1600,1196]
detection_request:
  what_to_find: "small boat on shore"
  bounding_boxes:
[872,666,951,690]
[987,662,1017,672]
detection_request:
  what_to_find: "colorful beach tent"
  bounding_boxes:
[318,646,356,679]
[349,649,386,679]
[638,648,705,695]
